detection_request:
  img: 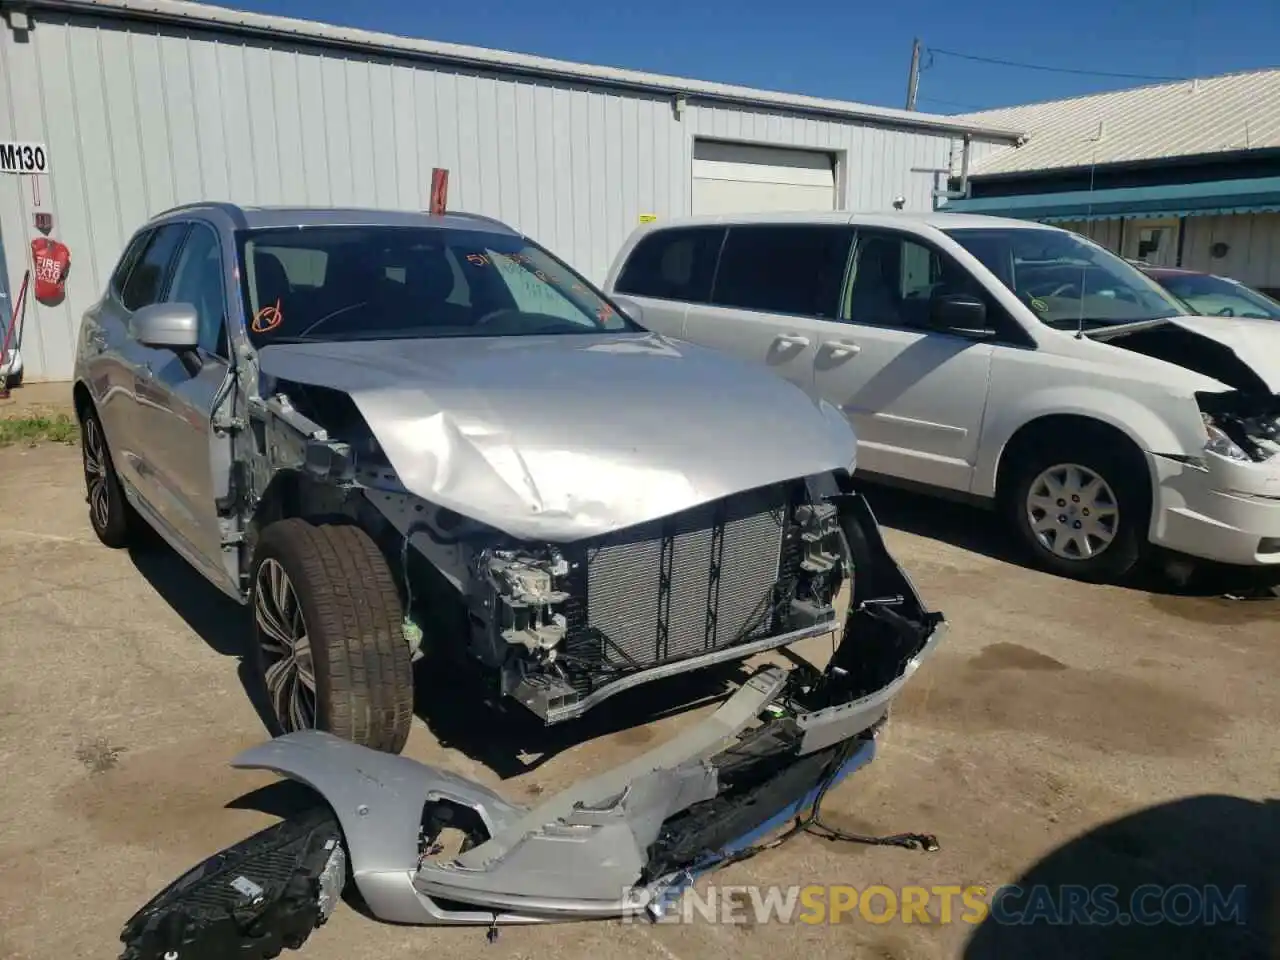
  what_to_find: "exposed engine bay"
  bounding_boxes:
[242,378,855,723]
[1091,319,1280,463]
[119,491,946,958]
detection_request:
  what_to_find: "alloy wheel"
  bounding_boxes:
[254,558,317,732]
[82,417,111,533]
[1025,462,1120,561]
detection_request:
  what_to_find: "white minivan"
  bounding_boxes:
[603,211,1280,583]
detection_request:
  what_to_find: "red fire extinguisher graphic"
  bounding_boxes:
[31,236,71,306]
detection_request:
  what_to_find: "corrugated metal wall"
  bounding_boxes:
[1,9,963,381]
[1181,213,1280,289]
[1056,218,1125,250]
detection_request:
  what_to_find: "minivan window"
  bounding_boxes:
[238,225,640,346]
[710,225,851,317]
[614,226,724,303]
[843,231,991,329]
[944,226,1186,330]
[120,223,189,312]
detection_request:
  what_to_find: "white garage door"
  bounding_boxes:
[691,141,836,216]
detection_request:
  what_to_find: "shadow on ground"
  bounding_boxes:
[963,794,1280,960]
[127,539,277,738]
[860,480,1280,602]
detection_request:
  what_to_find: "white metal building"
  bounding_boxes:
[0,0,1021,382]
[943,70,1280,296]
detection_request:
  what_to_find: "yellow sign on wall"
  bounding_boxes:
[639,214,658,223]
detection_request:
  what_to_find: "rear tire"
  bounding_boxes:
[1003,438,1150,584]
[247,518,415,754]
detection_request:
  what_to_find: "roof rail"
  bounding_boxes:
[441,209,517,232]
[151,200,248,228]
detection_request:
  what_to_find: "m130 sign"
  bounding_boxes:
[0,141,49,174]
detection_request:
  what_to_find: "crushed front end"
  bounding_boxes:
[119,490,944,956]
[362,462,859,724]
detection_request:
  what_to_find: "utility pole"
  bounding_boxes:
[905,37,922,110]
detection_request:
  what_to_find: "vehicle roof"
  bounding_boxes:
[150,203,519,235]
[634,210,1066,233]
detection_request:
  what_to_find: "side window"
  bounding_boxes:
[710,225,851,317]
[119,223,189,312]
[110,231,151,299]
[167,223,229,358]
[614,227,724,303]
[842,230,991,330]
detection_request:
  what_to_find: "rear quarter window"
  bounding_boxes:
[614,226,725,303]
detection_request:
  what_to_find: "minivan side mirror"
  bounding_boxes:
[130,302,200,352]
[927,292,992,337]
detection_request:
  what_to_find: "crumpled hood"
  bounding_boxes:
[1091,314,1280,394]
[257,332,857,541]
[1164,316,1280,392]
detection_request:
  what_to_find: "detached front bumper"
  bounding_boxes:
[119,493,944,953]
[1150,453,1280,565]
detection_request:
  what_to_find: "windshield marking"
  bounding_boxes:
[252,299,284,333]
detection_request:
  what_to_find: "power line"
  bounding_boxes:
[917,95,985,111]
[926,47,1186,82]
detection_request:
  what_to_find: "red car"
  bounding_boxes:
[1137,264,1280,321]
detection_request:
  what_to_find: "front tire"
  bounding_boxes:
[247,518,415,754]
[1004,441,1150,583]
[80,407,134,548]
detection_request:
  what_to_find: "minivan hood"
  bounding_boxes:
[257,332,857,541]
[1090,315,1280,395]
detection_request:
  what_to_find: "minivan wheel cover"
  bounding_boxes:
[81,417,111,532]
[1025,462,1119,561]
[254,558,318,732]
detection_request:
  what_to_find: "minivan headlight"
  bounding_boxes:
[1202,415,1251,462]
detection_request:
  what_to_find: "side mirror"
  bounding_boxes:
[610,294,645,326]
[927,292,991,336]
[130,302,200,352]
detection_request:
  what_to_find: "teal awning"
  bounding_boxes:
[941,175,1280,222]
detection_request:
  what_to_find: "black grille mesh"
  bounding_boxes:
[580,484,788,669]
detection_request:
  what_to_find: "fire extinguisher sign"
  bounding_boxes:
[0,141,49,174]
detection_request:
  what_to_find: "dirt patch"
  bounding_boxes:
[969,642,1067,672]
[56,733,281,859]
[897,650,1231,757]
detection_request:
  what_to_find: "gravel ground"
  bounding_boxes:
[0,441,1275,960]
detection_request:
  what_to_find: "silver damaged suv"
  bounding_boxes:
[73,203,944,759]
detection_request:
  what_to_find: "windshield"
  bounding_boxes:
[1148,271,1280,321]
[237,225,641,345]
[942,227,1188,330]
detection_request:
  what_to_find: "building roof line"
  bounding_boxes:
[17,0,1027,142]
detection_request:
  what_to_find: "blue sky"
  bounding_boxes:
[203,0,1277,113]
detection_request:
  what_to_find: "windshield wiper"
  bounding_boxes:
[1080,316,1181,341]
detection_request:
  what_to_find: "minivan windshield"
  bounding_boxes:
[237,225,641,345]
[942,226,1188,330]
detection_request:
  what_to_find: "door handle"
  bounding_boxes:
[821,339,862,358]
[772,333,811,349]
